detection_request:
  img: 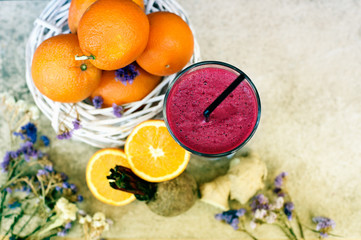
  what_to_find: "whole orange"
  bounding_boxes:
[68,0,145,34]
[68,0,97,34]
[133,0,145,10]
[31,34,102,103]
[91,63,162,106]
[77,0,149,70]
[136,11,194,76]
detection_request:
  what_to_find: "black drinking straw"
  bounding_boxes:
[203,72,246,120]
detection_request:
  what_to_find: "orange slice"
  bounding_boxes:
[125,120,191,182]
[86,148,136,206]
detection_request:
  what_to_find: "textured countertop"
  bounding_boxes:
[1,0,361,239]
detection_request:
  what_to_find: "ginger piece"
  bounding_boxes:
[228,152,267,204]
[200,175,231,210]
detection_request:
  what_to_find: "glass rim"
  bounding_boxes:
[163,60,261,158]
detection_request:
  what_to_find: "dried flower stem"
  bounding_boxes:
[16,204,40,236]
[18,177,40,197]
[240,219,258,240]
[273,222,297,240]
[44,178,55,196]
[0,161,38,192]
[37,175,46,206]
[240,229,258,240]
[0,192,7,231]
[295,213,305,239]
[2,203,29,239]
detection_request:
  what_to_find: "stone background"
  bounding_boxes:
[1,0,361,239]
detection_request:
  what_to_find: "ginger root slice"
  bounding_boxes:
[200,175,231,210]
[228,152,267,204]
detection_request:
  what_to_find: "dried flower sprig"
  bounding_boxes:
[56,108,82,140]
[312,216,336,238]
[78,211,113,240]
[0,94,111,239]
[112,103,124,118]
[115,63,139,85]
[0,121,84,239]
[215,172,337,240]
[92,96,104,109]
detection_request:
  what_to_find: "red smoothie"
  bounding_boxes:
[164,62,260,156]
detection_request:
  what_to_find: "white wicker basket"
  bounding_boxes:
[25,0,201,148]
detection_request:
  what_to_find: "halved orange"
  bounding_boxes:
[125,120,190,182]
[86,148,136,206]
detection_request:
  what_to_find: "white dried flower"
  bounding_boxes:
[0,92,12,103]
[266,212,277,224]
[275,197,284,210]
[254,209,267,219]
[55,197,78,222]
[15,100,27,113]
[79,214,92,224]
[91,212,110,231]
[269,196,284,211]
[93,212,106,222]
[4,94,15,107]
[28,105,40,120]
[250,220,257,229]
[85,215,92,223]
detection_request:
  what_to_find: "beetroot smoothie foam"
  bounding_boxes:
[165,65,260,155]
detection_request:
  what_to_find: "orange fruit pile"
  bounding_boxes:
[32,0,194,106]
[86,148,136,206]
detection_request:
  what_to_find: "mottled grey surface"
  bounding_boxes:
[0,1,49,101]
[1,0,361,239]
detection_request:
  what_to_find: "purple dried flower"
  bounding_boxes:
[22,186,31,194]
[44,165,54,173]
[112,103,123,118]
[13,131,25,140]
[40,135,50,146]
[62,182,71,189]
[55,186,62,192]
[313,216,336,238]
[8,201,21,209]
[57,130,72,140]
[215,209,246,230]
[10,151,19,159]
[18,141,38,161]
[37,169,48,177]
[275,172,288,188]
[57,229,67,237]
[5,187,12,194]
[77,195,84,202]
[1,151,12,172]
[64,222,72,230]
[60,172,68,181]
[72,119,81,130]
[115,64,139,85]
[14,122,37,143]
[92,96,104,109]
[70,184,77,193]
[23,122,37,143]
[250,194,269,212]
[284,202,294,220]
